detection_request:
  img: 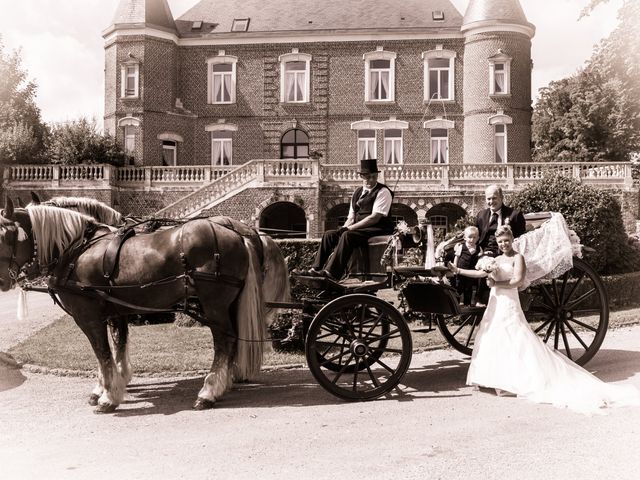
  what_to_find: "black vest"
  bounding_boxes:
[351,183,394,232]
[458,244,480,269]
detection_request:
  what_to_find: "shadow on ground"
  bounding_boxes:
[111,347,640,417]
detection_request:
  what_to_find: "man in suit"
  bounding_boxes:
[474,184,526,304]
[476,184,526,256]
[306,158,394,281]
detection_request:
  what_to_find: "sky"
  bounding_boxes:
[0,0,624,125]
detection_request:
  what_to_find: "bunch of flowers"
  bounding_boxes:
[475,255,498,273]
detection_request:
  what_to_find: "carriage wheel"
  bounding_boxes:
[305,294,412,401]
[525,257,608,365]
[435,308,484,356]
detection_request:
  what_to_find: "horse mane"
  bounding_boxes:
[48,196,123,226]
[26,205,97,265]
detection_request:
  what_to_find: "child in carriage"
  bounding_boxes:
[452,226,481,306]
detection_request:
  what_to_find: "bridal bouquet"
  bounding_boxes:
[475,256,498,273]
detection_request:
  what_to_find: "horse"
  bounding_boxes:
[0,198,290,413]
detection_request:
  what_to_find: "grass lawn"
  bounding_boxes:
[8,301,640,375]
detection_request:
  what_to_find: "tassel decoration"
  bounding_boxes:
[17,288,29,322]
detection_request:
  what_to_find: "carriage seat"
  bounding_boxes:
[347,235,392,276]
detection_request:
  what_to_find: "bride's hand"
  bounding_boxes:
[487,277,496,287]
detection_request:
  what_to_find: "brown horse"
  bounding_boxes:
[0,198,289,413]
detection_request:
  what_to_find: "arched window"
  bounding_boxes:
[280,129,309,159]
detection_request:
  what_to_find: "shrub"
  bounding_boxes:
[511,175,640,274]
[274,238,320,300]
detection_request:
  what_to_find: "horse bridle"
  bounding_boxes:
[0,222,35,287]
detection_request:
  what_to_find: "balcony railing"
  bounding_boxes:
[3,161,633,191]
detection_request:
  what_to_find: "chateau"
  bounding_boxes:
[3,0,635,236]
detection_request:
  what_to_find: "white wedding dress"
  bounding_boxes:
[467,254,640,415]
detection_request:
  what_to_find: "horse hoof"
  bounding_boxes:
[94,403,117,414]
[193,398,216,410]
[88,394,100,406]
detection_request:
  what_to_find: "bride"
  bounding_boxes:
[449,224,640,415]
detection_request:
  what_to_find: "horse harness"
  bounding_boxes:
[19,218,260,316]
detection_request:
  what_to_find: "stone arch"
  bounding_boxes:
[425,202,469,242]
[258,201,307,239]
[324,203,351,231]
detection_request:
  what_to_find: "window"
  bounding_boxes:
[422,49,456,102]
[231,18,250,32]
[430,129,448,164]
[120,63,139,98]
[489,52,512,95]
[494,124,507,163]
[162,141,177,166]
[207,55,237,104]
[429,215,448,237]
[279,52,311,103]
[211,131,233,166]
[281,129,309,159]
[364,49,396,102]
[384,129,403,164]
[432,11,445,21]
[124,126,135,154]
[357,130,376,160]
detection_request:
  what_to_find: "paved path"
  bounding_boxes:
[1,321,639,479]
[0,289,66,352]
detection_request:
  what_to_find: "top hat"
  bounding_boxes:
[359,158,380,175]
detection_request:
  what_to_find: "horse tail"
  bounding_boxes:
[260,235,291,326]
[233,238,267,380]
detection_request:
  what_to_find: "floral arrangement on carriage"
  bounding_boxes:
[380,220,440,270]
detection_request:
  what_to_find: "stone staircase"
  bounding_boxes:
[154,158,319,218]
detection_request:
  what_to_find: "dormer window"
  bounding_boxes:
[192,21,203,30]
[363,49,397,102]
[207,54,238,104]
[120,61,139,99]
[231,18,250,32]
[432,11,445,21]
[279,52,312,103]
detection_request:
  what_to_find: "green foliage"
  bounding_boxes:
[0,122,42,164]
[532,0,640,162]
[45,118,127,166]
[0,36,47,164]
[511,175,640,274]
[274,238,320,300]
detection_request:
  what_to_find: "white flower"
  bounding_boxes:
[396,220,411,235]
[475,256,498,273]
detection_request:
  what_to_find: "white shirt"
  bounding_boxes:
[346,184,392,223]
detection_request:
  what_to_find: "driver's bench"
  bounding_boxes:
[347,235,393,277]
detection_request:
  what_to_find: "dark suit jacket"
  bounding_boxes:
[476,204,526,248]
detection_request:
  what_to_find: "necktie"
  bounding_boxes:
[489,211,498,226]
[360,189,369,199]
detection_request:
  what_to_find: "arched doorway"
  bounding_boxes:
[259,201,307,239]
[324,204,350,232]
[281,128,309,159]
[425,202,468,244]
[389,203,418,227]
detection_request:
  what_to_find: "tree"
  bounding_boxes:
[0,36,46,164]
[532,0,640,162]
[45,118,127,166]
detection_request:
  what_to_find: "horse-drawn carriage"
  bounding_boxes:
[0,196,608,411]
[279,212,609,401]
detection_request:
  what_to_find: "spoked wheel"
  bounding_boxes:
[524,257,608,365]
[305,294,412,401]
[435,307,484,356]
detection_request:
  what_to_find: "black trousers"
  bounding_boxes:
[455,276,477,306]
[313,227,390,280]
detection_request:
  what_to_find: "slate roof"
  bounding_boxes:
[462,0,532,29]
[111,0,177,32]
[174,0,463,37]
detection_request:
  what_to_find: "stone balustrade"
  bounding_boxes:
[3,160,634,192]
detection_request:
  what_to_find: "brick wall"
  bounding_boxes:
[462,31,532,164]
